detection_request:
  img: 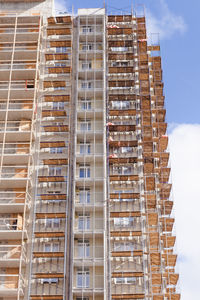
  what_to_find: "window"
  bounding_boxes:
[82,26,92,33]
[113,165,132,175]
[41,278,58,284]
[56,47,67,53]
[80,143,91,154]
[114,217,134,227]
[114,242,134,251]
[78,240,90,258]
[112,101,130,109]
[81,81,92,89]
[112,61,128,67]
[81,99,91,110]
[111,47,128,52]
[53,102,64,110]
[79,165,90,178]
[44,242,59,252]
[121,147,133,154]
[82,44,93,51]
[115,277,136,284]
[77,268,90,288]
[79,189,90,204]
[82,62,92,70]
[55,62,67,67]
[80,121,91,131]
[78,214,90,230]
[49,167,62,176]
[50,147,63,154]
[45,218,60,229]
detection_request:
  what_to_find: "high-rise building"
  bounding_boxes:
[0,1,180,300]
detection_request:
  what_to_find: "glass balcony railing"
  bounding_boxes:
[0,217,23,231]
[0,245,21,260]
[0,101,33,110]
[75,192,104,206]
[0,122,31,132]
[74,218,104,232]
[73,274,104,289]
[74,246,104,260]
[0,275,18,289]
[0,191,28,204]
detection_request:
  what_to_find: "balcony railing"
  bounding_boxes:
[0,245,21,260]
[73,275,104,290]
[111,281,144,294]
[0,63,36,70]
[77,121,104,133]
[0,100,33,110]
[0,217,23,231]
[109,165,139,176]
[74,246,104,259]
[80,26,103,35]
[0,123,31,132]
[0,147,29,155]
[31,278,64,295]
[77,100,103,111]
[0,275,18,289]
[76,143,103,156]
[75,192,104,206]
[0,167,28,179]
[0,191,27,204]
[74,218,104,232]
[110,218,141,231]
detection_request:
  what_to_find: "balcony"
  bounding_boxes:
[0,274,18,296]
[109,146,138,158]
[0,191,28,213]
[73,274,104,291]
[110,200,140,212]
[109,131,138,142]
[0,63,36,81]
[109,165,139,176]
[76,143,103,162]
[76,121,104,135]
[75,167,104,183]
[35,218,66,233]
[0,167,28,188]
[75,191,104,209]
[0,99,33,118]
[110,217,142,232]
[111,256,144,272]
[31,278,64,296]
[74,217,104,235]
[0,144,30,164]
[77,100,103,116]
[0,217,26,239]
[36,199,67,214]
[74,246,104,261]
[0,244,23,267]
[111,279,144,295]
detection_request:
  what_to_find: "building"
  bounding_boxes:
[0,1,180,300]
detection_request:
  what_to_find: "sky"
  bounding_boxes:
[54,0,200,298]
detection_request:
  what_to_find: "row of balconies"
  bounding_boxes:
[30,274,104,295]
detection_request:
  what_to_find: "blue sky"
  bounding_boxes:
[55,0,200,124]
[54,1,200,299]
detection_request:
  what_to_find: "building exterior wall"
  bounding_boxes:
[0,2,180,300]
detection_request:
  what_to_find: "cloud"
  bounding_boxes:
[146,0,187,40]
[54,0,68,13]
[169,124,200,300]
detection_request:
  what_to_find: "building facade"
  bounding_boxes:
[0,1,180,300]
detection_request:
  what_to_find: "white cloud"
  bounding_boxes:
[169,124,200,300]
[54,0,68,13]
[146,0,187,40]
